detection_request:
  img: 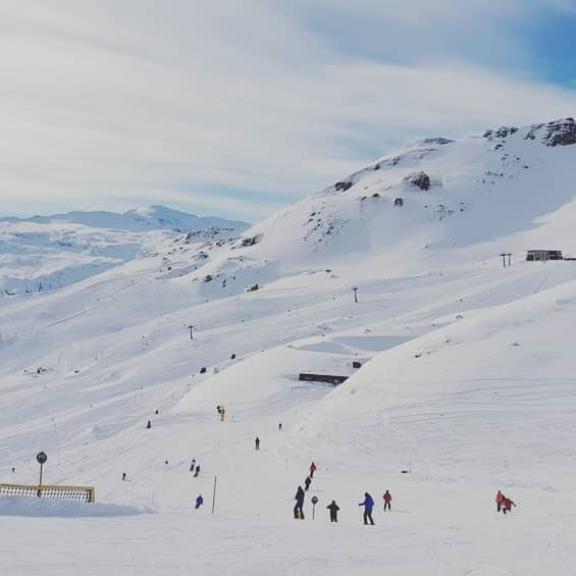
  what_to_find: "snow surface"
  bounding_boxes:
[2,118,576,574]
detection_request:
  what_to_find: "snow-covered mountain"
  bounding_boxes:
[182,117,576,296]
[0,206,248,296]
[1,118,576,575]
[0,205,249,233]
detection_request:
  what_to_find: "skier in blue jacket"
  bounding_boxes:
[359,492,375,525]
[195,494,204,509]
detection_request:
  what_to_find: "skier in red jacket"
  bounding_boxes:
[383,490,392,511]
[496,490,505,512]
[309,462,317,478]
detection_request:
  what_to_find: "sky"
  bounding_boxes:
[0,0,575,222]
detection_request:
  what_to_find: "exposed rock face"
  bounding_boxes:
[483,118,575,147]
[484,126,518,139]
[404,171,431,191]
[334,181,353,192]
[241,234,262,247]
[418,137,454,146]
[541,118,576,147]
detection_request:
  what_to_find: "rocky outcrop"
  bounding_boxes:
[404,171,431,191]
[542,118,576,147]
[484,126,518,140]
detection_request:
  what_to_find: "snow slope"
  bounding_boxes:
[0,206,248,296]
[1,118,576,575]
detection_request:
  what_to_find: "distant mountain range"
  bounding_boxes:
[0,205,249,233]
[0,205,248,296]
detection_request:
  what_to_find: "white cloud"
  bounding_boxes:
[0,0,574,220]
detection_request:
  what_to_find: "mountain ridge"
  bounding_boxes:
[0,204,249,233]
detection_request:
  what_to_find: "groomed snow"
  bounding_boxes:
[2,120,576,574]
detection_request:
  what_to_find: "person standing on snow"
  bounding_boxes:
[309,462,317,478]
[304,475,312,492]
[294,486,305,519]
[195,494,204,509]
[255,437,260,450]
[496,490,505,512]
[383,490,392,511]
[327,500,340,522]
[359,492,375,525]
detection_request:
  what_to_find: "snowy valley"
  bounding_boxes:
[2,118,576,575]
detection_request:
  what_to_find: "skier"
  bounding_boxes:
[327,500,340,523]
[359,492,375,525]
[304,475,312,492]
[155,409,159,415]
[195,494,204,509]
[146,420,151,429]
[194,465,201,478]
[255,437,260,450]
[190,459,196,472]
[278,422,282,431]
[502,497,516,515]
[383,490,392,511]
[496,490,505,512]
[294,486,305,519]
[220,407,226,422]
[309,462,317,478]
[122,472,127,481]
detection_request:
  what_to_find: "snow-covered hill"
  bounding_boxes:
[0,206,248,296]
[1,118,576,575]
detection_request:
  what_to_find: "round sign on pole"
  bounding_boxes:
[311,496,318,505]
[36,452,48,464]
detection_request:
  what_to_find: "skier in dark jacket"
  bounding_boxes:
[304,475,312,491]
[502,497,516,514]
[294,486,305,519]
[327,500,340,522]
[195,494,204,509]
[255,437,260,450]
[359,492,375,525]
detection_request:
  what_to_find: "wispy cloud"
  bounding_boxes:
[0,1,574,221]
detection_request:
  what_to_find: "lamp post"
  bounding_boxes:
[36,451,47,497]
[311,495,318,519]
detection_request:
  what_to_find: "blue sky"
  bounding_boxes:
[0,0,574,222]
[527,10,576,87]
